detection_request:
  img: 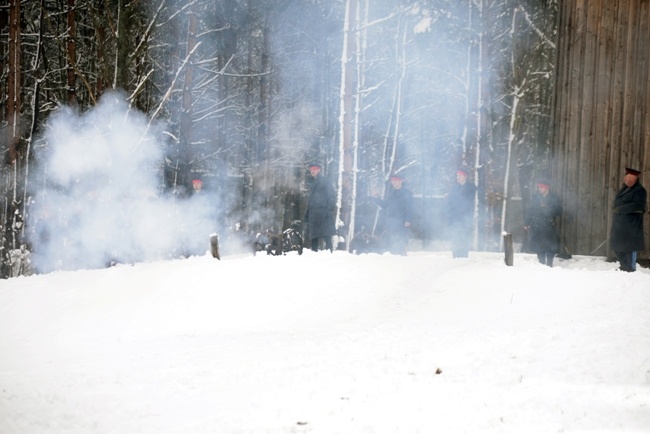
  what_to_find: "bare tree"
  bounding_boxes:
[178,3,198,187]
[1,0,24,277]
[0,0,560,274]
[66,0,78,106]
[5,0,20,163]
[336,0,357,247]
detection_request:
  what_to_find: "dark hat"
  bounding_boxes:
[625,167,641,176]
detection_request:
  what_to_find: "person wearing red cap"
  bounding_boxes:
[610,167,646,272]
[184,177,214,257]
[192,179,203,194]
[372,173,414,255]
[446,167,477,258]
[304,163,337,252]
[524,179,562,267]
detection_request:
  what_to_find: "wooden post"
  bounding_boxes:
[503,232,513,266]
[210,234,220,260]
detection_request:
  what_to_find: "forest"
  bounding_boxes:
[0,0,558,277]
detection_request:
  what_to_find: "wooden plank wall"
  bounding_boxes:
[552,0,650,258]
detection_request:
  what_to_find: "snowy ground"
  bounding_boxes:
[1,249,649,433]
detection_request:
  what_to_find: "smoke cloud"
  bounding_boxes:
[28,92,224,273]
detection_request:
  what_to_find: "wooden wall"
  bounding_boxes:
[552,0,650,258]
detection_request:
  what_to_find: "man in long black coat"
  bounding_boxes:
[373,174,414,255]
[304,163,337,252]
[610,167,647,272]
[447,168,477,258]
[524,180,562,267]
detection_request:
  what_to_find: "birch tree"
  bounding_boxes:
[483,0,557,250]
[178,4,198,188]
[337,0,357,245]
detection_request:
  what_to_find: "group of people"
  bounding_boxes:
[304,162,647,272]
[303,162,417,255]
[303,163,477,258]
[525,166,647,271]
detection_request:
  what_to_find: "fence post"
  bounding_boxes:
[503,232,513,266]
[210,233,220,260]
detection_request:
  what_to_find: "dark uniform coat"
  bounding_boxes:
[610,181,647,252]
[374,186,414,254]
[448,182,477,227]
[447,181,477,257]
[525,191,562,253]
[305,174,337,240]
[376,187,414,233]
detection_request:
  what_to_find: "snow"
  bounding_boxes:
[1,249,649,433]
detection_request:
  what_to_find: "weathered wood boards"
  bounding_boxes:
[552,0,649,259]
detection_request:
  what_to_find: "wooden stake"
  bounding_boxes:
[504,233,513,266]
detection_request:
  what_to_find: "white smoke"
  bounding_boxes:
[28,92,221,272]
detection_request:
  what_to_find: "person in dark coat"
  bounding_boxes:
[610,167,647,272]
[447,168,477,258]
[304,163,337,252]
[524,180,562,267]
[373,173,414,255]
[191,178,203,195]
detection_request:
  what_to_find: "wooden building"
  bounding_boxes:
[552,0,650,259]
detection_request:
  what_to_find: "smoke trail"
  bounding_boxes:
[28,92,220,272]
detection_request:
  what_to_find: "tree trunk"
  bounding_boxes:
[1,0,23,274]
[337,0,357,249]
[0,7,7,112]
[94,1,108,98]
[241,0,256,232]
[6,0,21,163]
[348,0,369,248]
[66,0,78,106]
[22,0,46,241]
[179,7,197,186]
[114,0,130,90]
[473,0,485,252]
[2,0,22,270]
[500,87,520,249]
